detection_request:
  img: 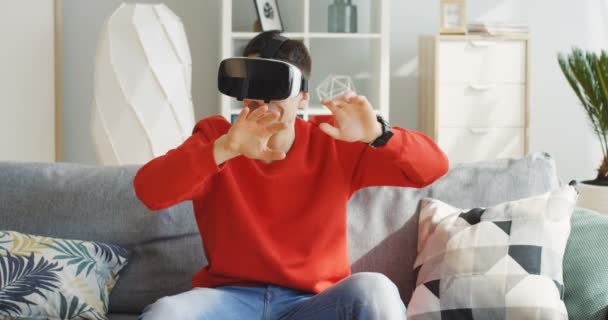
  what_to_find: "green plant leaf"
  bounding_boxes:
[44,240,97,277]
[558,47,608,179]
[0,252,63,315]
[59,292,97,320]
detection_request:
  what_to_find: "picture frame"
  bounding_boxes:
[439,0,467,35]
[253,0,284,32]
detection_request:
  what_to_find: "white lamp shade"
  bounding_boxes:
[91,3,195,165]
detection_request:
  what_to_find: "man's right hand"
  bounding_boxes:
[213,105,288,165]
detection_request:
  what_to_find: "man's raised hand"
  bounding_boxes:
[215,105,288,164]
[319,94,382,144]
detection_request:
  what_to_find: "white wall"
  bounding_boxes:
[0,0,55,162]
[62,0,604,183]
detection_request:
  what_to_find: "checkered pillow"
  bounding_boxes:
[407,186,577,320]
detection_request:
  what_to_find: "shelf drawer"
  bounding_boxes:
[437,127,525,164]
[437,84,525,127]
[438,40,526,84]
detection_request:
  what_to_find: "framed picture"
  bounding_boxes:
[253,0,283,32]
[440,0,466,35]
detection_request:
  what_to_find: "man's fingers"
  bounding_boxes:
[325,96,354,109]
[319,122,341,139]
[257,111,280,125]
[247,104,268,120]
[329,93,367,109]
[321,100,341,114]
[320,100,337,113]
[260,148,286,161]
[236,107,250,123]
[336,91,357,101]
[266,122,288,134]
[352,95,369,105]
[328,91,357,105]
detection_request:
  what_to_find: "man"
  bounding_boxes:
[134,31,448,320]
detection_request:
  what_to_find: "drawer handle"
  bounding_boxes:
[469,128,492,134]
[470,41,496,47]
[469,83,496,91]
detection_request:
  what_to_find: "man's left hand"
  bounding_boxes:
[320,93,382,143]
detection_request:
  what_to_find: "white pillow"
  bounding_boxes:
[408,186,577,320]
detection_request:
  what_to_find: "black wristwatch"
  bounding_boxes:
[369,115,394,148]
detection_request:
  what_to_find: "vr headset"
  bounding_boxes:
[217,34,308,103]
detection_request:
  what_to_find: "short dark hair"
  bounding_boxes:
[243,31,312,79]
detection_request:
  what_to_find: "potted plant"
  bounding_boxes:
[558,48,608,213]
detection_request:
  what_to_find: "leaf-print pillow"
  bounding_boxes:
[0,231,129,320]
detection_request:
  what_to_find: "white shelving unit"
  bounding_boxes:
[220,0,390,122]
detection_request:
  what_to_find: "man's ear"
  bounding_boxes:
[298,92,309,109]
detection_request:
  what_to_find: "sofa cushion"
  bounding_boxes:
[347,152,561,304]
[563,207,608,320]
[0,152,560,312]
[0,230,129,319]
[406,186,576,319]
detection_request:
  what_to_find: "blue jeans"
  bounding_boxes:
[139,272,406,320]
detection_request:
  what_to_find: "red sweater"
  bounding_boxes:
[133,115,448,293]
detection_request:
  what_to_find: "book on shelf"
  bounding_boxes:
[467,22,529,35]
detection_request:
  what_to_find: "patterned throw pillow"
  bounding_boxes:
[0,231,129,319]
[407,186,577,320]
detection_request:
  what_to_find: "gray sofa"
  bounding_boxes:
[0,152,561,319]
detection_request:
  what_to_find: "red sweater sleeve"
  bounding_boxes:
[133,116,231,211]
[311,116,449,193]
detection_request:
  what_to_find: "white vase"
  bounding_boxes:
[575,181,608,214]
[90,3,195,165]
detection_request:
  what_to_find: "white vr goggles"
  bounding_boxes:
[217,34,308,103]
